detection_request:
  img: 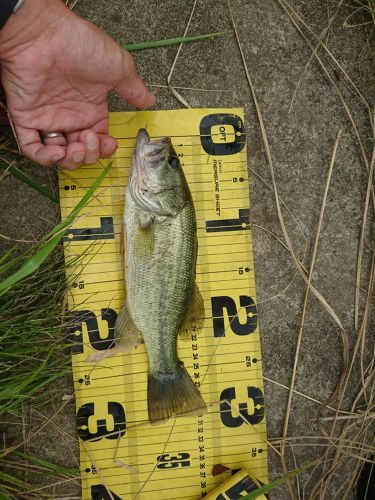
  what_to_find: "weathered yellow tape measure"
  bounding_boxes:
[59,108,268,499]
[205,469,267,499]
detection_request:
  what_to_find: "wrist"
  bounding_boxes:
[0,0,70,60]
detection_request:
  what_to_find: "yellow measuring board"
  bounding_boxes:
[59,108,268,500]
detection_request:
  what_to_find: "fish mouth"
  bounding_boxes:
[129,129,171,214]
[131,128,150,177]
[131,129,171,177]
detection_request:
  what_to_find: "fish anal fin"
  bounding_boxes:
[85,344,127,363]
[148,362,207,424]
[179,284,205,340]
[115,302,143,350]
[85,302,142,363]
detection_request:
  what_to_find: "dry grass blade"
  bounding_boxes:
[248,166,309,243]
[133,419,177,498]
[309,277,374,498]
[82,442,115,500]
[283,0,374,131]
[250,224,302,305]
[289,0,345,112]
[311,405,375,498]
[0,233,36,244]
[0,101,21,153]
[227,0,349,403]
[227,0,346,331]
[264,376,356,415]
[271,434,375,450]
[67,0,80,10]
[289,0,372,118]
[280,129,342,477]
[273,2,374,497]
[148,83,235,92]
[225,2,360,497]
[166,0,199,107]
[343,1,375,28]
[355,113,375,362]
[276,0,375,331]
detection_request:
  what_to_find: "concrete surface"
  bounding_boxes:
[0,0,374,498]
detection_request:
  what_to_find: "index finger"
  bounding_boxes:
[114,52,155,109]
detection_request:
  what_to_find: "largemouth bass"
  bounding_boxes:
[115,129,206,424]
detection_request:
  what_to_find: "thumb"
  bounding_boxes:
[115,53,155,109]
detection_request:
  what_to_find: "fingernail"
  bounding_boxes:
[73,151,85,163]
[104,139,117,154]
[85,131,99,150]
[52,153,64,162]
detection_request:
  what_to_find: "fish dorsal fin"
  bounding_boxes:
[179,284,205,340]
[115,302,143,350]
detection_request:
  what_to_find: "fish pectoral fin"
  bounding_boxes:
[133,223,154,258]
[115,302,143,350]
[85,303,142,363]
[178,284,205,341]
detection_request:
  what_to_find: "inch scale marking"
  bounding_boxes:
[59,109,268,499]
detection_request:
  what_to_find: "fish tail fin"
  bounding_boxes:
[148,362,206,424]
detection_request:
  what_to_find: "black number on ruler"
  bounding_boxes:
[67,308,117,354]
[156,452,191,469]
[199,113,245,155]
[76,402,126,441]
[63,216,114,241]
[211,295,257,337]
[91,485,122,500]
[206,208,250,233]
[220,386,265,427]
[216,474,258,499]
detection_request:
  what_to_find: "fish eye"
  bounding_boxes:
[168,155,180,168]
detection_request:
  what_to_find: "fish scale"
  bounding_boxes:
[125,201,197,374]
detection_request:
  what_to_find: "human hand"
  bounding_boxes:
[0,0,155,169]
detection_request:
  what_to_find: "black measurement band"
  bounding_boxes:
[63,217,115,242]
[206,209,250,233]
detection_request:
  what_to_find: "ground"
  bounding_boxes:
[0,0,374,498]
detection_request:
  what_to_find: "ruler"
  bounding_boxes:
[59,108,268,500]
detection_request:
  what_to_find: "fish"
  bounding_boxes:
[91,129,207,424]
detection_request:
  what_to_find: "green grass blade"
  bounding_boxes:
[0,247,18,273]
[0,452,77,499]
[241,463,315,499]
[0,234,62,295]
[0,350,57,414]
[44,162,112,240]
[0,470,31,489]
[124,31,227,51]
[14,452,78,477]
[0,468,49,498]
[0,163,112,295]
[0,160,58,203]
